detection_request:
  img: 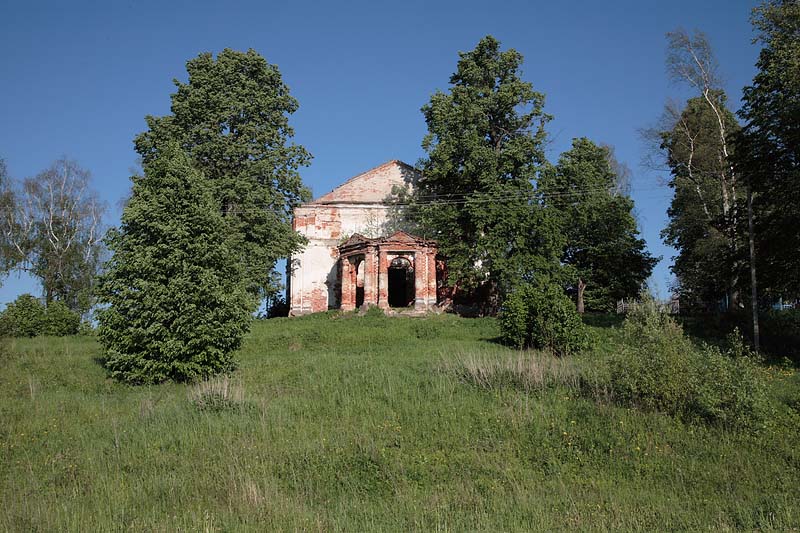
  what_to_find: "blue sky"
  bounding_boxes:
[0,0,761,304]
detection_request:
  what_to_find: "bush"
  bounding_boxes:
[411,319,442,340]
[499,283,588,355]
[43,300,81,336]
[607,298,769,429]
[693,333,769,429]
[0,294,46,337]
[263,295,289,319]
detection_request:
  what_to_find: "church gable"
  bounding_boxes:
[312,160,419,205]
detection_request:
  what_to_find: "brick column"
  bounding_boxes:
[377,248,389,309]
[363,247,378,308]
[414,251,426,310]
[427,249,438,306]
[340,258,355,311]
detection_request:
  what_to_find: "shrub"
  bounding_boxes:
[363,305,386,320]
[607,298,769,429]
[499,283,588,355]
[759,308,800,361]
[694,337,769,429]
[264,295,289,319]
[78,320,96,336]
[43,301,81,336]
[0,294,46,337]
[609,300,698,414]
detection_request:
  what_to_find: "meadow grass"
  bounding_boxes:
[1,312,799,531]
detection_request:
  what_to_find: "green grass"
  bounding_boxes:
[1,312,799,531]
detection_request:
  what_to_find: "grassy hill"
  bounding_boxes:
[1,312,799,531]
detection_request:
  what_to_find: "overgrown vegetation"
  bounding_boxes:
[607,299,769,429]
[2,314,797,530]
[0,293,81,337]
[498,283,588,355]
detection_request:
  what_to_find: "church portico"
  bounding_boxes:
[337,232,438,314]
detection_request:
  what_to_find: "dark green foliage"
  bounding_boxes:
[608,299,768,429]
[134,49,311,303]
[263,295,289,319]
[363,305,386,320]
[0,294,45,337]
[659,95,743,309]
[96,144,252,384]
[759,309,800,361]
[410,36,563,311]
[735,0,800,299]
[410,319,442,340]
[43,301,80,336]
[499,283,588,355]
[540,138,657,312]
[0,295,81,337]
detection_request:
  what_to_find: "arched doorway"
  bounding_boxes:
[388,256,414,307]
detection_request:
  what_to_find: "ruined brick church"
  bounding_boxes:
[287,160,442,315]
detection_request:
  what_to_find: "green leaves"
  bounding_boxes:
[735,0,800,299]
[134,49,311,302]
[498,283,588,355]
[96,144,252,384]
[413,36,557,310]
[541,138,656,312]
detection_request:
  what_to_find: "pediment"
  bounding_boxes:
[384,230,418,243]
[339,233,371,248]
[311,160,419,204]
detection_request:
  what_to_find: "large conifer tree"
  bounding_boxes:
[96,144,251,384]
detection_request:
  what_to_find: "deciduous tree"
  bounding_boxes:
[651,30,744,310]
[658,96,742,310]
[0,158,104,313]
[134,49,311,304]
[410,36,562,312]
[541,138,657,312]
[735,0,800,300]
[0,158,19,281]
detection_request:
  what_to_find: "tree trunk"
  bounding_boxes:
[577,278,586,314]
[747,186,760,352]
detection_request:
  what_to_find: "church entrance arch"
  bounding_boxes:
[388,256,413,308]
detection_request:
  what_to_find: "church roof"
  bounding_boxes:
[309,160,419,205]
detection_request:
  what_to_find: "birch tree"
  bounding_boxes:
[0,158,104,313]
[658,30,744,310]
